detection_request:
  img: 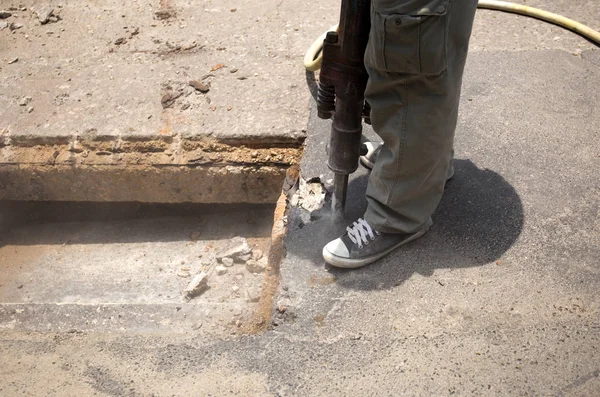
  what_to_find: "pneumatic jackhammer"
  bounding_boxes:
[317,0,371,221]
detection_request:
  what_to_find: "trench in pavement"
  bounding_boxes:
[0,201,280,335]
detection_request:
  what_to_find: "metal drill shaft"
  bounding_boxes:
[331,173,349,221]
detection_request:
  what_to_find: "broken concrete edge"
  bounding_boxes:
[243,192,290,334]
[0,132,305,168]
[0,164,287,203]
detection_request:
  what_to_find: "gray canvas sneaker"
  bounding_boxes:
[322,218,432,268]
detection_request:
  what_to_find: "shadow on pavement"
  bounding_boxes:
[287,159,524,290]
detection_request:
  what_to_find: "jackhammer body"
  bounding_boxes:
[317,0,371,220]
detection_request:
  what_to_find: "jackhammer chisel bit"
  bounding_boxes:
[316,0,371,221]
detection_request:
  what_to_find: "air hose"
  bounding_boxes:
[304,0,600,71]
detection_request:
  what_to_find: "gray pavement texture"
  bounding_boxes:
[1,1,600,396]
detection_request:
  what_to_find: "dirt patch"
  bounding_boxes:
[244,192,289,334]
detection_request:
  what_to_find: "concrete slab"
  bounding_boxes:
[0,0,329,202]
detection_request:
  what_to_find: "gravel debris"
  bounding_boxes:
[18,96,32,106]
[215,265,228,275]
[245,258,267,274]
[252,249,263,261]
[155,10,175,20]
[245,288,260,303]
[35,8,60,24]
[216,237,252,262]
[189,80,210,93]
[183,272,209,298]
[161,91,182,109]
[221,257,234,267]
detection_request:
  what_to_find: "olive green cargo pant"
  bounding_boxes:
[363,0,478,233]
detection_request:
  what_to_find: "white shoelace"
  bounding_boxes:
[346,218,379,248]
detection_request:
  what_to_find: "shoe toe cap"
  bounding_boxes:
[323,238,350,259]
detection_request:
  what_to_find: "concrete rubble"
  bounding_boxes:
[216,237,253,263]
[215,265,228,275]
[245,258,268,274]
[183,272,209,298]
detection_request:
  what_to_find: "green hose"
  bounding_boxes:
[304,0,600,71]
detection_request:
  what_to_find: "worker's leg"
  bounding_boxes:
[323,0,477,268]
[364,0,477,234]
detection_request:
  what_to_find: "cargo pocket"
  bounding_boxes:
[365,1,450,75]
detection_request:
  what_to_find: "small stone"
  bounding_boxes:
[238,253,252,262]
[221,257,234,267]
[176,267,191,278]
[276,299,289,313]
[161,91,182,109]
[129,27,140,38]
[245,288,260,303]
[114,37,127,45]
[189,80,210,93]
[251,151,258,158]
[183,272,209,298]
[245,259,266,273]
[155,10,175,20]
[18,96,32,106]
[216,236,252,262]
[9,22,22,31]
[237,76,247,80]
[229,68,238,73]
[181,103,190,111]
[192,321,203,330]
[27,106,34,113]
[215,265,228,275]
[0,11,12,19]
[232,286,240,292]
[252,249,263,261]
[8,57,18,64]
[0,21,7,30]
[36,8,57,24]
